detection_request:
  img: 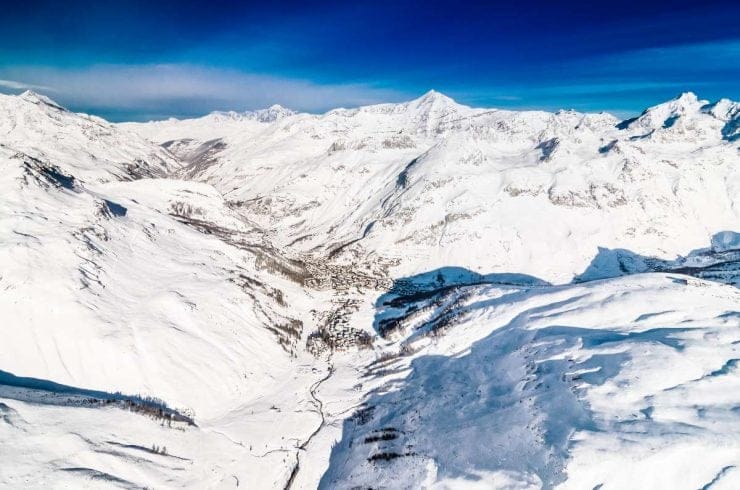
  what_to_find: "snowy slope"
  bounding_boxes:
[320,273,740,489]
[125,91,740,284]
[0,94,340,488]
[1,91,181,181]
[1,90,739,489]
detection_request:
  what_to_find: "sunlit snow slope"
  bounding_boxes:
[125,90,739,283]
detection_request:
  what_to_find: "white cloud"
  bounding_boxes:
[560,39,740,78]
[0,79,53,91]
[0,64,411,120]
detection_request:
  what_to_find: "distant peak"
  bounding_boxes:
[207,104,296,123]
[250,104,296,122]
[405,90,461,115]
[417,89,456,104]
[613,92,739,132]
[19,90,66,110]
[641,92,706,114]
[620,91,709,131]
[702,97,740,121]
[674,91,699,103]
[665,91,707,111]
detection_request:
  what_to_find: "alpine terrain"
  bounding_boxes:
[1,89,739,489]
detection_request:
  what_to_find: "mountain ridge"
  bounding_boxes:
[118,89,739,285]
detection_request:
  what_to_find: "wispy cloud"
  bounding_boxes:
[542,39,740,89]
[488,95,521,101]
[1,39,737,120]
[0,79,53,91]
[455,39,740,114]
[0,64,411,121]
[591,39,740,73]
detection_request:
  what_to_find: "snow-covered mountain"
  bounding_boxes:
[2,90,739,489]
[124,90,739,284]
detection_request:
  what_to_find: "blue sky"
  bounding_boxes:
[0,0,738,121]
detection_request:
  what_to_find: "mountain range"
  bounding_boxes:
[1,89,738,489]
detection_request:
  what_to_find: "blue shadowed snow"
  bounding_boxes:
[104,199,127,217]
[663,114,680,128]
[711,231,740,252]
[0,369,194,424]
[721,117,740,142]
[574,232,740,287]
[373,267,550,336]
[0,369,164,406]
[321,272,697,487]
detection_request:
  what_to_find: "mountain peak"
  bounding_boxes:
[19,90,66,110]
[19,89,41,99]
[641,92,706,114]
[405,89,461,114]
[664,91,707,112]
[416,89,456,105]
[674,91,699,103]
[620,91,708,131]
[253,104,296,122]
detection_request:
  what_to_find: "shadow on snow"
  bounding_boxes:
[320,231,739,488]
[0,369,195,425]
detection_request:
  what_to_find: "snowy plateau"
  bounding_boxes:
[0,88,739,489]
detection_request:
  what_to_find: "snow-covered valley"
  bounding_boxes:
[1,89,739,489]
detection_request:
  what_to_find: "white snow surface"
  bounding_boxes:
[123,90,739,284]
[321,274,740,489]
[1,90,739,489]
